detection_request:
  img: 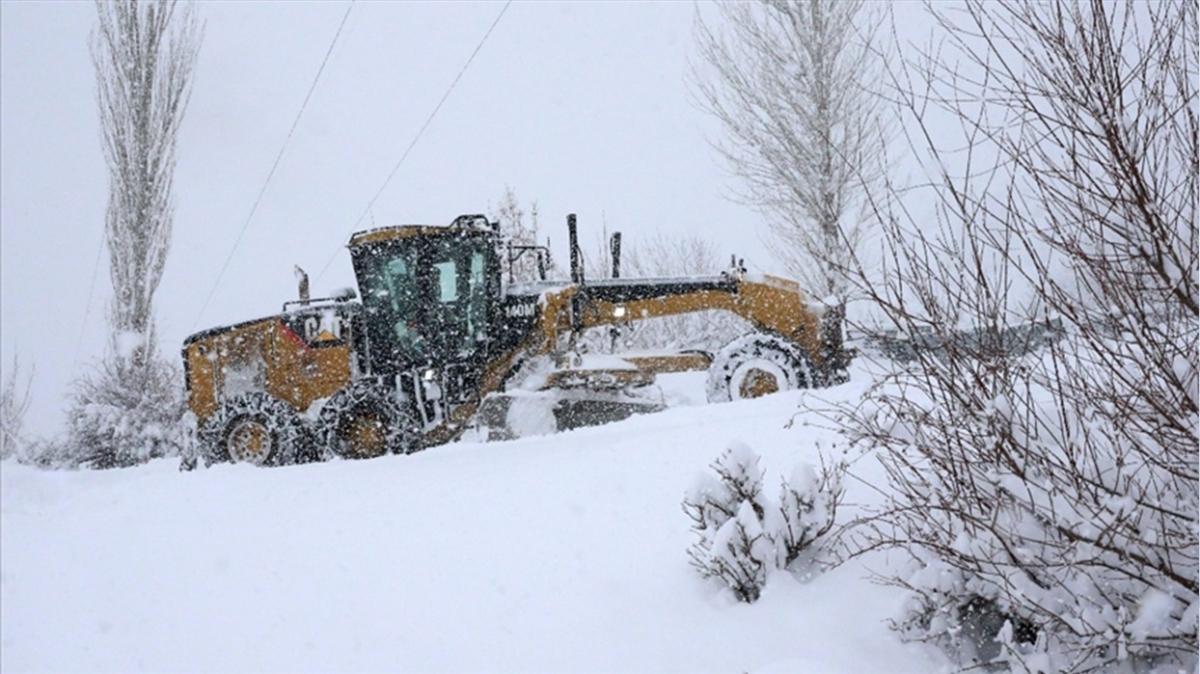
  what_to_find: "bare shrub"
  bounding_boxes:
[0,355,33,460]
[835,1,1198,670]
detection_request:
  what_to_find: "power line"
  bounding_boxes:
[71,228,106,369]
[191,0,354,330]
[315,0,513,283]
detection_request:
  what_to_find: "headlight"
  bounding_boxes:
[613,305,627,318]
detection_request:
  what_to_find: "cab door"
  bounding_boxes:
[425,236,493,364]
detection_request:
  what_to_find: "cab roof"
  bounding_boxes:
[347,214,496,248]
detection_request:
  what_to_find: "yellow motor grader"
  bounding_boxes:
[181,213,843,467]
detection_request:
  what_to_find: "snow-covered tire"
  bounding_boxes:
[706,334,812,403]
[198,392,309,467]
[317,381,419,459]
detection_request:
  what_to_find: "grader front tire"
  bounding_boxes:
[198,392,309,467]
[706,334,813,403]
[317,382,419,459]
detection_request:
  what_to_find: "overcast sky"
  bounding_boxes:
[1,1,931,438]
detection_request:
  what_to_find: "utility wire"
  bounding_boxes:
[71,228,107,369]
[315,0,513,283]
[191,1,354,330]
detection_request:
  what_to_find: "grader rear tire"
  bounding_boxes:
[318,382,419,459]
[198,392,309,467]
[706,334,812,403]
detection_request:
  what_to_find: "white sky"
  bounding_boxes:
[1,1,932,438]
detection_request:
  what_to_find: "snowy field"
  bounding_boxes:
[1,367,944,673]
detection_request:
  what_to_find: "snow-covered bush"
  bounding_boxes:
[683,444,774,602]
[683,444,843,602]
[11,438,88,470]
[847,335,1198,670]
[833,1,1198,670]
[775,461,842,568]
[64,353,186,469]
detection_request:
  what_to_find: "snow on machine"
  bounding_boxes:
[181,213,842,467]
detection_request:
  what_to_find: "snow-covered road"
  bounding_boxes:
[1,371,943,673]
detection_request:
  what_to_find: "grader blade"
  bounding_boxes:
[552,395,664,431]
[476,384,665,441]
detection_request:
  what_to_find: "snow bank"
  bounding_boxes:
[1,368,942,673]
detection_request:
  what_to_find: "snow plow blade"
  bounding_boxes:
[476,390,665,441]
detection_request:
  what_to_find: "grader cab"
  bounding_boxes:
[181,213,843,467]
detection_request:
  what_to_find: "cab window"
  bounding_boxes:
[435,260,458,302]
[467,252,487,342]
[360,248,424,359]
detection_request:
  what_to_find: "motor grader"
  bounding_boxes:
[181,213,842,467]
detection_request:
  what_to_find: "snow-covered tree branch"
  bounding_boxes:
[834,1,1198,669]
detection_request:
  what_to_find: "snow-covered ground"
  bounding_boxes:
[1,367,944,673]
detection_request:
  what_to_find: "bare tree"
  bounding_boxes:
[0,355,33,460]
[621,233,748,352]
[491,186,554,284]
[66,0,200,468]
[693,0,887,304]
[582,231,749,354]
[831,1,1198,669]
[92,0,200,365]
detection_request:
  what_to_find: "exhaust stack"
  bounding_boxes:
[294,265,310,304]
[610,232,622,279]
[568,213,583,284]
